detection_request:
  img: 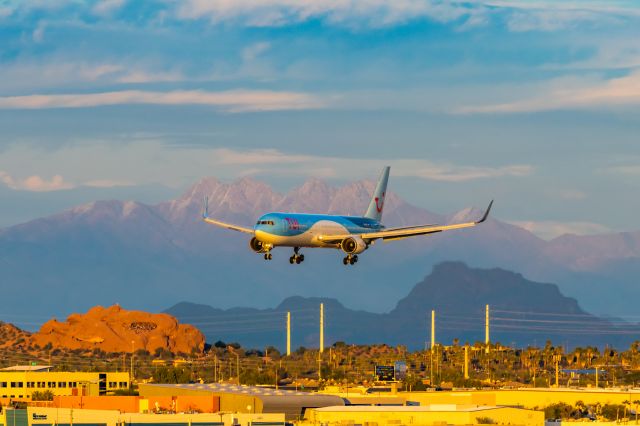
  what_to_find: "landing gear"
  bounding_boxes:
[342,255,358,266]
[263,252,273,260]
[289,247,305,265]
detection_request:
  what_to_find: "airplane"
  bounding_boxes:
[202,167,492,266]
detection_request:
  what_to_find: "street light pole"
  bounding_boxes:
[236,353,240,385]
[130,341,135,384]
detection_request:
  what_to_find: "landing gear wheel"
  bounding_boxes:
[343,257,349,265]
[353,255,358,263]
[265,253,272,260]
[300,254,305,262]
[289,256,294,264]
[349,257,356,265]
[296,257,302,264]
[268,253,273,260]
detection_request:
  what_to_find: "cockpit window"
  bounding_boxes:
[256,220,275,225]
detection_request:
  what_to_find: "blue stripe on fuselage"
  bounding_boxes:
[254,212,383,236]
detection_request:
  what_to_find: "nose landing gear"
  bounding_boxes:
[263,252,273,260]
[289,247,305,264]
[342,255,358,265]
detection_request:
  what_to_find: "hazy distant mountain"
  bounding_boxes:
[1,176,640,328]
[165,262,634,350]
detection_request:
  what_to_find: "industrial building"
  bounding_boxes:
[138,383,345,420]
[0,365,130,403]
[305,405,543,426]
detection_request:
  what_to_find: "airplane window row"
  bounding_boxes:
[257,220,275,225]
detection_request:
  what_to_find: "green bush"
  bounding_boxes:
[31,390,54,401]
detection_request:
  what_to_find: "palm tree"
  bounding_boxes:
[633,399,640,424]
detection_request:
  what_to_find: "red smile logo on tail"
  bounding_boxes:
[375,192,385,213]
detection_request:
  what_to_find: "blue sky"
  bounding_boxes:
[1,0,639,238]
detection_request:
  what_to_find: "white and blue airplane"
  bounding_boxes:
[203,167,492,265]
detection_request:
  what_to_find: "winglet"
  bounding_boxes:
[476,200,493,224]
[202,196,209,219]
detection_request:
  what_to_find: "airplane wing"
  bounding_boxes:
[202,197,254,234]
[318,201,493,243]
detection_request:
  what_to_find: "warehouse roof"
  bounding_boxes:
[142,383,345,419]
[0,365,52,372]
[314,404,510,412]
[147,382,328,397]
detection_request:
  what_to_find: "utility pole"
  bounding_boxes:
[595,366,599,388]
[235,353,240,385]
[554,354,561,388]
[214,356,218,382]
[430,310,435,350]
[287,311,291,357]
[320,303,324,353]
[464,345,469,380]
[130,341,135,382]
[485,304,490,354]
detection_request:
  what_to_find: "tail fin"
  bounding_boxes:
[364,166,390,221]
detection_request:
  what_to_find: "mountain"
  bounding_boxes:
[1,176,640,326]
[165,262,635,350]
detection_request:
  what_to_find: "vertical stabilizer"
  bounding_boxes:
[364,166,390,221]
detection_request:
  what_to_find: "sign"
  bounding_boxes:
[375,365,395,381]
[394,361,407,380]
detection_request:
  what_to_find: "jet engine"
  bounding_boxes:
[341,236,367,254]
[249,237,266,253]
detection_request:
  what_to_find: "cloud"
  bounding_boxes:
[175,0,471,28]
[456,71,640,113]
[604,165,640,176]
[509,220,611,240]
[93,0,127,16]
[0,171,75,192]
[32,21,46,42]
[241,42,271,62]
[0,89,324,112]
[214,148,533,182]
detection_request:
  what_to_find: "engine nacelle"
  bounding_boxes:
[249,237,266,253]
[341,236,367,254]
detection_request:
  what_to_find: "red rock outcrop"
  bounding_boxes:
[30,305,205,354]
[0,322,31,349]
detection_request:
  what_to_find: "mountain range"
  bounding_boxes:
[165,262,636,350]
[1,175,640,331]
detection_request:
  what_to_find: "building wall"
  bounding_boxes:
[138,385,262,414]
[400,389,640,409]
[0,372,130,401]
[54,396,141,412]
[26,407,283,426]
[305,406,543,426]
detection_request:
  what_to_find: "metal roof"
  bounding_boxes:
[148,383,324,397]
[313,405,508,412]
[0,365,53,372]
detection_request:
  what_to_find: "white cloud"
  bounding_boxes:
[456,71,640,113]
[213,148,533,182]
[32,22,46,42]
[175,0,471,27]
[0,89,324,112]
[509,220,611,240]
[93,0,127,16]
[241,42,271,62]
[0,171,75,192]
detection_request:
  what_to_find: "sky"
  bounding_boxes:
[1,0,639,239]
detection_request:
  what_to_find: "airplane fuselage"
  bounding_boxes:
[253,213,384,248]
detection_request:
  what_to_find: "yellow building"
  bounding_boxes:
[304,405,543,426]
[0,365,130,401]
[23,407,284,426]
[398,388,640,409]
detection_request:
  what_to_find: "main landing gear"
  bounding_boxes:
[342,255,358,266]
[289,247,305,265]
